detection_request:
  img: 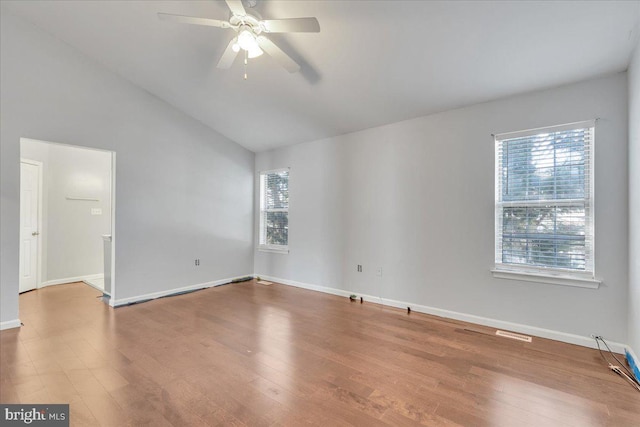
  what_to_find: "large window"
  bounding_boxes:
[259,168,289,252]
[494,121,595,280]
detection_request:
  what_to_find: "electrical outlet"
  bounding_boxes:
[195,259,200,266]
[357,264,362,272]
[376,267,382,276]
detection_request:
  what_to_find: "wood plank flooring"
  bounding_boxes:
[1,280,638,426]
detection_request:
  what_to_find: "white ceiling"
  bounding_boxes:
[2,1,639,152]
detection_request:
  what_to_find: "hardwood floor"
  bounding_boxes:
[1,280,638,426]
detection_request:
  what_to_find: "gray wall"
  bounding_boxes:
[629,32,640,354]
[21,139,112,283]
[255,73,629,343]
[1,11,254,322]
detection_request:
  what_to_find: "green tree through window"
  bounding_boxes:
[259,169,289,249]
[495,123,594,275]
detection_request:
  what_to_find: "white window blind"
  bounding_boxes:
[494,121,594,277]
[259,168,289,250]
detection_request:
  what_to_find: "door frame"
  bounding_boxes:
[19,138,117,306]
[108,152,117,305]
[19,158,43,292]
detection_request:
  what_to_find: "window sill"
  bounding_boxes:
[491,268,601,289]
[257,247,289,254]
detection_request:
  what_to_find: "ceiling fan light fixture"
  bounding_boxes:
[237,27,258,51]
[158,1,320,74]
[247,45,263,58]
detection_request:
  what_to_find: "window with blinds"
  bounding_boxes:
[494,121,594,277]
[259,168,289,251]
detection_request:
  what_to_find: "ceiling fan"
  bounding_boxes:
[158,0,320,74]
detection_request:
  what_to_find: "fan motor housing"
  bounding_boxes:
[230,13,263,34]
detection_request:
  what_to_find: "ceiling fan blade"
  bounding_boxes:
[158,13,231,28]
[257,36,300,73]
[261,17,320,33]
[217,38,239,69]
[225,0,246,16]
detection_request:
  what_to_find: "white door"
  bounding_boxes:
[19,161,41,293]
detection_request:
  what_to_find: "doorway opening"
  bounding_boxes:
[19,138,116,305]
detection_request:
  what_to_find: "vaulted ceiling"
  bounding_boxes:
[2,1,639,152]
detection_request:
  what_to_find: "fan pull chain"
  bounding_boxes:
[244,50,248,80]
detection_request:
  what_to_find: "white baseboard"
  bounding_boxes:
[40,273,104,288]
[0,319,22,330]
[111,274,253,307]
[82,277,104,292]
[257,274,627,354]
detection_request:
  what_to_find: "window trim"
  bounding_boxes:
[493,120,597,286]
[490,268,601,289]
[258,167,290,253]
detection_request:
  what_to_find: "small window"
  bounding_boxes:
[259,168,289,252]
[494,121,595,279]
